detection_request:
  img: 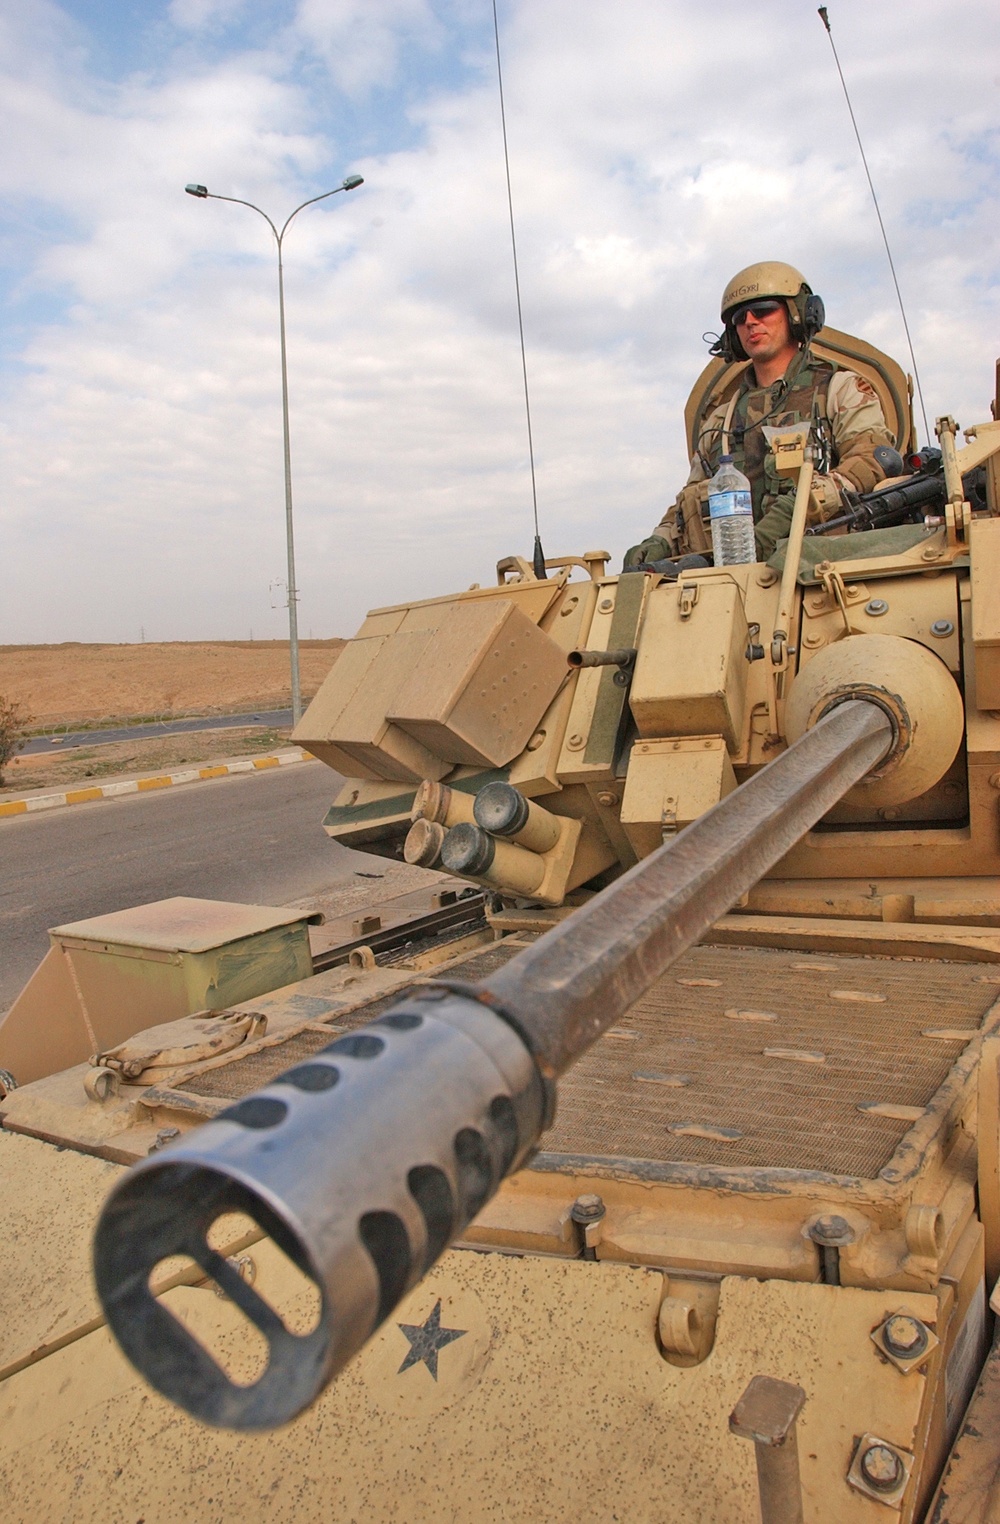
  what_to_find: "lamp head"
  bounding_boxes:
[342,175,364,191]
[185,184,209,198]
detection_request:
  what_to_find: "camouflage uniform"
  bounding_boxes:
[654,349,894,561]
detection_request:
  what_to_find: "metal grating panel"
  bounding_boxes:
[545,945,998,1178]
[188,1029,341,1099]
[186,942,532,1101]
[179,940,999,1180]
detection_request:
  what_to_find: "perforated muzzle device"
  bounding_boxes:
[93,990,544,1429]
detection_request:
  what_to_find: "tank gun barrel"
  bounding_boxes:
[93,700,893,1431]
[484,698,891,1079]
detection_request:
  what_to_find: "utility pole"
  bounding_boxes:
[185,173,364,722]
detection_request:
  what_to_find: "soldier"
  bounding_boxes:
[626,261,896,565]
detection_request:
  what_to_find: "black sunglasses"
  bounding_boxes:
[731,299,785,327]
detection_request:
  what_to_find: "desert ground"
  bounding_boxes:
[0,639,344,727]
[0,640,345,791]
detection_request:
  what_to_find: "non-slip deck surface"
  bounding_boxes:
[180,940,1000,1180]
[543,944,997,1177]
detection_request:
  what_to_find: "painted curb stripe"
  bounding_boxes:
[0,750,315,819]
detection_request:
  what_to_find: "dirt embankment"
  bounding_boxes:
[0,640,344,727]
[0,640,346,792]
[2,728,300,794]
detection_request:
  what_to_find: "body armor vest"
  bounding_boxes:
[720,353,837,519]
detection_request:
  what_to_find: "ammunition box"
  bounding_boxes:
[629,578,749,749]
[620,734,737,857]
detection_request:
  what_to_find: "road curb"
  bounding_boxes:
[0,749,317,819]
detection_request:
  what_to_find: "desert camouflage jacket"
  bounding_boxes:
[655,348,894,556]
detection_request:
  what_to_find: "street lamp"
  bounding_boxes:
[184,174,365,725]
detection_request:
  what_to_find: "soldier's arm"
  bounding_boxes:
[645,402,730,553]
[624,469,709,568]
[811,371,895,512]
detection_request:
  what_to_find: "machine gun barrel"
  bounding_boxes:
[806,468,945,536]
[93,699,893,1431]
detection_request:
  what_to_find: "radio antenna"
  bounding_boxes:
[492,0,546,578]
[818,6,930,445]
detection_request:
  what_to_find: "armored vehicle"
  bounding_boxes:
[3,331,1000,1523]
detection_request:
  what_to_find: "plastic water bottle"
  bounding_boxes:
[707,455,756,565]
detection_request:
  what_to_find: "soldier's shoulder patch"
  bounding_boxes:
[852,375,877,399]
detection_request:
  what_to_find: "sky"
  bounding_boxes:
[1,0,998,645]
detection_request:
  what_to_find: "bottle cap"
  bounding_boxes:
[719,454,733,463]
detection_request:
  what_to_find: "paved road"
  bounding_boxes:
[0,762,369,1011]
[22,709,294,755]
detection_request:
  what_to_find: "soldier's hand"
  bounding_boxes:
[623,535,672,572]
[809,473,852,522]
[753,494,796,563]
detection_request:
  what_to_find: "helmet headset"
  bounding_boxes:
[710,261,826,364]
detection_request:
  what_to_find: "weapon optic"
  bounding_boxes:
[93,697,897,1431]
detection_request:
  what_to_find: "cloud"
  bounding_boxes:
[294,0,443,96]
[169,0,250,29]
[1,0,998,645]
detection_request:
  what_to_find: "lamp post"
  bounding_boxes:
[185,174,364,725]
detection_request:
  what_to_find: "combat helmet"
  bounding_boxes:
[718,260,826,362]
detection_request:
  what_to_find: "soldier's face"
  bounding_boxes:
[734,301,794,364]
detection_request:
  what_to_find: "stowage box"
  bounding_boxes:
[295,595,567,782]
[387,598,567,767]
[620,735,737,857]
[628,579,749,750]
